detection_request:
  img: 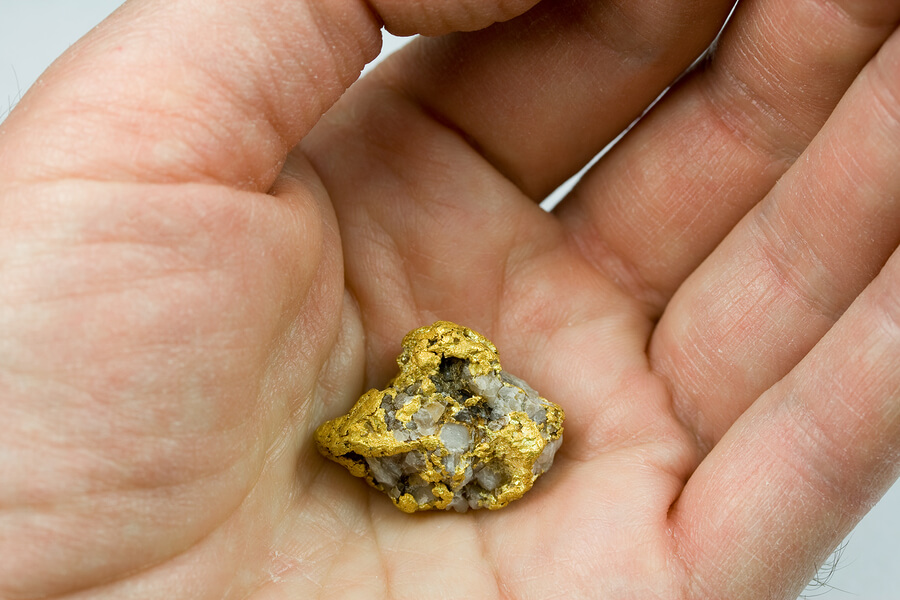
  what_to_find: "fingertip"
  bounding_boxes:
[370,0,542,36]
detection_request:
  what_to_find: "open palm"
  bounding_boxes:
[2,1,898,599]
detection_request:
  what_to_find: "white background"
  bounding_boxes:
[2,2,898,598]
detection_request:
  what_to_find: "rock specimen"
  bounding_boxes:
[315,321,564,513]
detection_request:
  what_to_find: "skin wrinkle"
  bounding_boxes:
[303,0,383,93]
[676,493,768,600]
[2,0,899,597]
[0,200,294,314]
[0,473,253,600]
[475,515,510,600]
[664,521,698,600]
[825,136,881,204]
[567,222,669,315]
[264,452,365,595]
[0,425,254,506]
[871,61,900,135]
[266,0,378,145]
[696,0,893,165]
[4,417,264,506]
[94,69,276,187]
[751,207,847,323]
[2,261,224,307]
[672,522,726,600]
[0,355,264,485]
[352,222,416,384]
[0,180,253,246]
[819,0,900,29]
[157,83,280,187]
[4,218,232,258]
[872,276,900,340]
[1,319,269,412]
[312,292,366,418]
[309,513,364,597]
[655,334,723,455]
[366,494,395,600]
[697,63,806,165]
[747,426,849,588]
[186,65,292,189]
[778,400,853,504]
[21,107,241,187]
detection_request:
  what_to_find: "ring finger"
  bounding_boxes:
[558,0,900,310]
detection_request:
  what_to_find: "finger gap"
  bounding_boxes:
[542,4,739,212]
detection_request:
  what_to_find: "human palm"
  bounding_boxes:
[2,1,898,599]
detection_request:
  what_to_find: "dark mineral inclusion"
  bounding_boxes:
[314,321,565,512]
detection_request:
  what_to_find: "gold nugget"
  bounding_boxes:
[315,321,564,513]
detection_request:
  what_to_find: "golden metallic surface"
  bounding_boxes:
[314,321,565,513]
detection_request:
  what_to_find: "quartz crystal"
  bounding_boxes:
[314,321,565,513]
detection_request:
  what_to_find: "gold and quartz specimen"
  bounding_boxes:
[314,321,565,513]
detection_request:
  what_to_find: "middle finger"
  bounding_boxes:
[386,0,736,200]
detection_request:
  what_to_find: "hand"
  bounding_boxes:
[1,1,897,598]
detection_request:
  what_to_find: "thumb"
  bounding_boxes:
[0,0,541,190]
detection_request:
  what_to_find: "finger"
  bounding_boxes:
[559,0,900,309]
[670,245,900,600]
[651,26,900,449]
[385,0,736,200]
[372,0,541,36]
[0,0,538,190]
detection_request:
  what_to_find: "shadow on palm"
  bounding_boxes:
[280,67,699,598]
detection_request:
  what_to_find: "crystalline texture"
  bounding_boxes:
[314,321,565,513]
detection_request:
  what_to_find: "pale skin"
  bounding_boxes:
[0,0,898,598]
